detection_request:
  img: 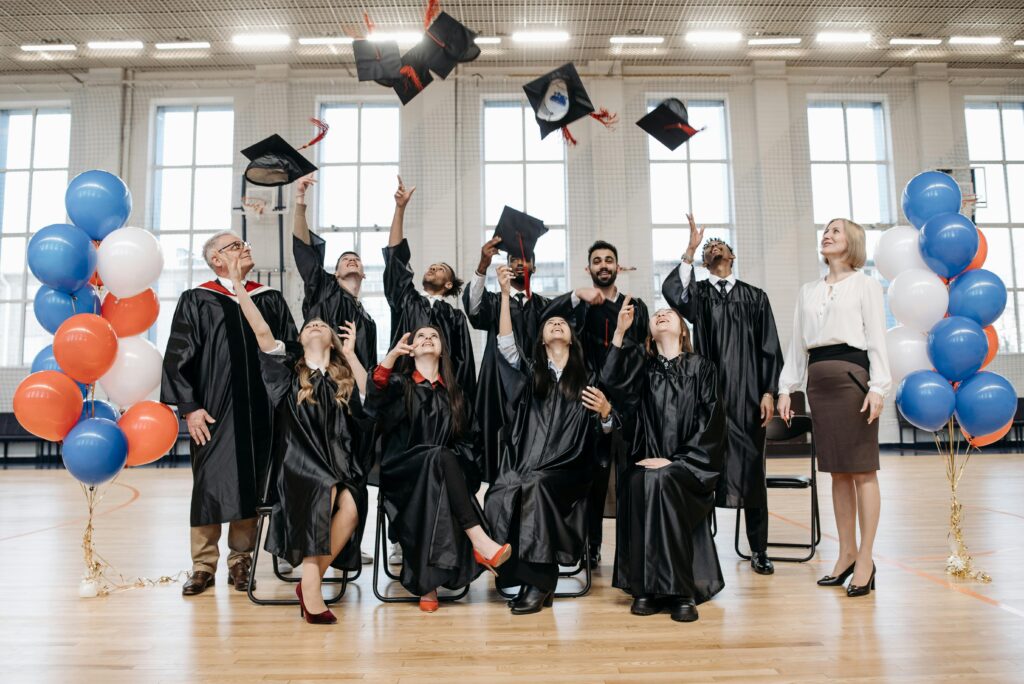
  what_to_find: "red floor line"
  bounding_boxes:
[0,482,141,543]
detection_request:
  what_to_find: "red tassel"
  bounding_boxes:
[604,320,609,348]
[561,127,578,146]
[665,122,701,137]
[423,0,441,29]
[298,118,329,150]
[400,65,425,92]
[363,12,376,34]
[590,108,619,129]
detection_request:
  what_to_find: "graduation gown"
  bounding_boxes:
[463,287,549,483]
[259,344,372,571]
[603,345,726,603]
[544,291,650,374]
[293,230,377,371]
[161,281,298,526]
[364,369,483,595]
[663,265,783,509]
[382,239,477,399]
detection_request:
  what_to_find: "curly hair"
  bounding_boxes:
[295,320,356,408]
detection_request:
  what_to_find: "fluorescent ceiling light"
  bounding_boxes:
[474,36,502,45]
[949,36,1001,45]
[368,32,423,46]
[686,31,743,45]
[88,40,144,50]
[155,41,210,50]
[817,32,871,44]
[609,36,664,45]
[21,43,76,52]
[232,33,290,47]
[511,31,571,44]
[748,37,801,46]
[1016,39,1024,46]
[298,36,354,46]
[889,37,942,46]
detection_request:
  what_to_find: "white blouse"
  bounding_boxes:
[778,271,892,397]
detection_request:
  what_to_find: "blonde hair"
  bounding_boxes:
[823,218,866,270]
[645,309,694,357]
[295,321,356,408]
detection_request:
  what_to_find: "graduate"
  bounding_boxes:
[225,252,370,625]
[483,265,615,615]
[603,305,726,623]
[365,327,510,613]
[662,214,783,575]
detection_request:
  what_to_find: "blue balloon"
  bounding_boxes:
[896,370,956,432]
[33,284,101,334]
[948,268,1007,328]
[902,170,962,229]
[65,170,132,241]
[919,212,979,279]
[80,400,120,423]
[955,371,1017,437]
[927,316,988,382]
[30,345,90,398]
[27,223,97,293]
[62,418,127,486]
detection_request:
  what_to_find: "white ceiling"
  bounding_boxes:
[1,0,1023,74]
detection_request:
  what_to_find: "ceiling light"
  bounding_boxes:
[474,36,502,45]
[511,31,571,44]
[88,40,144,50]
[748,37,801,46]
[949,36,1001,45]
[368,32,423,46]
[21,43,76,52]
[609,36,664,45]
[816,32,871,44]
[889,37,942,46]
[298,36,354,46]
[155,41,210,50]
[1016,39,1024,46]
[686,31,743,45]
[232,33,290,47]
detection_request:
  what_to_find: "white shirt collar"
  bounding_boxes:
[707,272,737,288]
[217,276,236,294]
[547,358,564,381]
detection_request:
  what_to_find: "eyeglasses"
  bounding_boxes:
[217,240,251,254]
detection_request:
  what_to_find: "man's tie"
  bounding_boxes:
[718,280,729,298]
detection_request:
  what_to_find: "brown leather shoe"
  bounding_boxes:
[182,571,215,596]
[228,557,253,592]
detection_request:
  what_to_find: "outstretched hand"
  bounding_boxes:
[338,321,358,356]
[616,294,635,334]
[296,174,316,203]
[384,332,416,366]
[575,287,606,306]
[496,265,513,295]
[686,212,705,258]
[478,236,502,274]
[395,175,416,208]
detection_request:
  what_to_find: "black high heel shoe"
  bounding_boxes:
[846,563,876,597]
[817,562,856,586]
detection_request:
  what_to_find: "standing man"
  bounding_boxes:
[662,214,784,575]
[162,233,298,595]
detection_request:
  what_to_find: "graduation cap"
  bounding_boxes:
[241,119,328,187]
[384,43,435,105]
[493,206,548,297]
[352,39,402,82]
[419,12,481,79]
[523,63,618,145]
[636,98,703,151]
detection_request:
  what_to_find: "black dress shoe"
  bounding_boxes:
[181,570,215,596]
[587,545,601,568]
[667,597,699,623]
[751,551,774,575]
[510,585,553,615]
[506,585,528,609]
[818,562,856,586]
[846,563,876,597]
[630,595,664,616]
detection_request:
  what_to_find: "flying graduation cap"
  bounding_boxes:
[493,205,548,297]
[352,39,402,82]
[419,12,481,79]
[240,119,328,187]
[386,43,435,104]
[636,98,704,151]
[523,63,618,145]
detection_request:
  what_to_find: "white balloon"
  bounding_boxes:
[888,268,949,333]
[875,225,929,282]
[98,335,162,408]
[885,325,932,385]
[97,226,164,298]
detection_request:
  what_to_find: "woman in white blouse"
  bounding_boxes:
[777,218,891,598]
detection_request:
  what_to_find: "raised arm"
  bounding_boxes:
[338,321,368,397]
[464,236,503,323]
[662,213,705,321]
[226,253,278,353]
[388,175,416,247]
[292,174,316,245]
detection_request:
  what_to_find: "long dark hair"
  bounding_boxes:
[396,326,467,438]
[531,320,588,401]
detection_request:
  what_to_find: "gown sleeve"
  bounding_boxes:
[494,341,530,415]
[599,343,646,420]
[464,285,498,332]
[293,230,331,318]
[757,290,784,397]
[672,357,726,495]
[629,299,651,349]
[662,263,699,323]
[363,368,408,429]
[160,290,202,416]
[382,238,418,313]
[258,342,300,409]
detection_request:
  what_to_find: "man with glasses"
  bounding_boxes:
[162,232,298,596]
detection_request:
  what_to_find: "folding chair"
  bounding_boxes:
[492,529,592,601]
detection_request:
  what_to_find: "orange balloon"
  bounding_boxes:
[102,288,159,337]
[981,325,999,369]
[962,419,1013,448]
[966,229,988,272]
[53,313,118,384]
[13,370,84,441]
[119,401,180,467]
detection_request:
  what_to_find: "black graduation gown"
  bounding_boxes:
[294,231,377,371]
[364,370,483,595]
[161,282,298,526]
[382,239,477,400]
[544,291,650,374]
[662,265,783,509]
[259,345,372,571]
[463,287,549,483]
[602,345,726,603]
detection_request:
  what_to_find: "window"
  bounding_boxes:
[0,107,71,366]
[647,99,732,305]
[483,101,568,293]
[150,103,234,352]
[965,101,1024,352]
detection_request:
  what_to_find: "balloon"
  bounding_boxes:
[896,370,956,432]
[33,284,101,334]
[81,399,120,423]
[928,316,988,383]
[965,228,988,272]
[874,226,930,282]
[62,418,127,486]
[919,212,979,279]
[888,268,949,333]
[98,335,163,407]
[119,401,179,467]
[954,371,1017,438]
[982,326,999,370]
[96,227,164,298]
[101,288,159,337]
[885,325,932,385]
[962,419,1013,449]
[902,170,962,229]
[65,170,133,241]
[13,370,84,441]
[26,223,97,293]
[53,313,118,384]
[947,268,1007,328]
[30,345,89,397]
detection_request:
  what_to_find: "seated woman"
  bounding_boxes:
[604,305,726,623]
[227,255,371,626]
[484,266,616,615]
[365,326,510,612]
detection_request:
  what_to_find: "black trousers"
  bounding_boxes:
[742,503,769,553]
[437,449,482,530]
[499,557,559,593]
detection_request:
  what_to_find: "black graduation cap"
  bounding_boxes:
[523,63,595,139]
[386,43,434,105]
[241,133,319,187]
[493,206,548,297]
[636,98,703,151]
[419,12,481,79]
[353,39,402,82]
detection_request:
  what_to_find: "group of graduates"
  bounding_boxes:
[160,173,785,625]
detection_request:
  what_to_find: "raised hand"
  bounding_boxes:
[582,386,612,420]
[575,287,606,306]
[478,236,502,274]
[496,264,513,295]
[616,294,635,334]
[685,212,705,259]
[384,332,416,367]
[225,250,245,284]
[338,321,358,356]
[394,175,416,208]
[295,173,316,203]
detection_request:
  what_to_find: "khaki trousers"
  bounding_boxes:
[190,518,258,574]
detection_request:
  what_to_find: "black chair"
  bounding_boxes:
[492,529,592,601]
[734,415,820,563]
[1011,398,1024,453]
[0,413,41,469]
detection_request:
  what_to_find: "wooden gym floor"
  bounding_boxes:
[1,454,1023,683]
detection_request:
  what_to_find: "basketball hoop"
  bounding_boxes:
[241,196,268,221]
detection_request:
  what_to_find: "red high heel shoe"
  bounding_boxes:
[419,595,440,612]
[296,583,337,625]
[474,543,512,576]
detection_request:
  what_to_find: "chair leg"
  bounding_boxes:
[734,509,752,561]
[494,532,593,600]
[246,512,347,606]
[372,505,468,603]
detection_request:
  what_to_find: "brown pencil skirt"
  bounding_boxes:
[805,360,880,473]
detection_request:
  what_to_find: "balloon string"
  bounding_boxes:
[934,420,991,583]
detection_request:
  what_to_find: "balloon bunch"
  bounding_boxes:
[14,170,180,489]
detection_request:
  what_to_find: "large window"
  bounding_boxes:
[965,101,1024,352]
[0,107,71,366]
[317,102,399,356]
[150,103,234,352]
[648,99,732,303]
[483,101,568,293]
